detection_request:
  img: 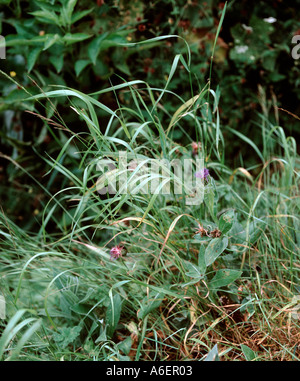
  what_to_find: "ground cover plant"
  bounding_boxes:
[0,0,300,361]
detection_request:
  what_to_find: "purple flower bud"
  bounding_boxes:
[195,168,210,180]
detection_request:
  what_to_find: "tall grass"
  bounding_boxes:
[1,26,300,360]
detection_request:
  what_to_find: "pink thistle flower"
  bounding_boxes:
[110,245,124,260]
[191,141,201,155]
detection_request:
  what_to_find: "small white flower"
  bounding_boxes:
[235,45,249,54]
[263,17,277,23]
[242,24,253,33]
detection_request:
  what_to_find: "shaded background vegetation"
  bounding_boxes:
[0,0,299,229]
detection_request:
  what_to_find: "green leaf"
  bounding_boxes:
[88,31,133,65]
[138,291,165,320]
[88,33,109,65]
[1,88,30,104]
[27,47,42,72]
[92,60,110,78]
[229,222,246,245]
[261,52,278,71]
[53,325,82,349]
[71,8,94,24]
[43,34,61,51]
[198,245,206,274]
[0,295,5,319]
[75,59,90,77]
[106,293,122,338]
[95,328,107,343]
[62,33,92,46]
[48,70,66,86]
[183,260,204,279]
[218,210,235,234]
[29,10,61,26]
[204,344,220,361]
[50,54,64,73]
[114,60,131,76]
[241,344,257,361]
[204,186,216,221]
[267,72,285,82]
[240,296,255,319]
[250,15,274,40]
[208,269,242,289]
[70,303,90,315]
[117,336,132,355]
[194,234,212,242]
[205,236,228,266]
[61,0,77,27]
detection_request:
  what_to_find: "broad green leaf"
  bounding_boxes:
[250,15,274,40]
[229,222,246,245]
[50,54,64,73]
[262,51,278,71]
[218,210,235,234]
[138,291,165,320]
[268,72,285,82]
[205,236,228,266]
[93,60,110,78]
[53,325,82,349]
[208,269,242,289]
[183,260,204,279]
[75,59,90,77]
[48,70,67,86]
[241,344,257,361]
[204,344,219,361]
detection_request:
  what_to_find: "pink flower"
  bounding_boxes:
[110,245,124,260]
[191,141,201,155]
[195,168,210,180]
